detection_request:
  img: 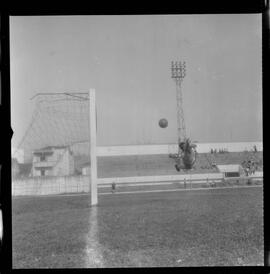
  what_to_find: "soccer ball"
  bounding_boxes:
[159,118,168,128]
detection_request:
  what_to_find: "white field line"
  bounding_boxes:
[14,184,262,199]
[84,206,104,267]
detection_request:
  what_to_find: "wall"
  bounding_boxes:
[96,142,263,156]
[12,171,263,196]
[12,173,224,196]
[98,173,225,184]
[12,173,223,196]
[12,175,90,196]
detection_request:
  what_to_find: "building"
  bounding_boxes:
[216,164,244,178]
[32,146,75,177]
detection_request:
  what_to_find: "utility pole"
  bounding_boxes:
[171,61,187,155]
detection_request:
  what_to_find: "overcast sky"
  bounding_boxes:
[10,14,262,147]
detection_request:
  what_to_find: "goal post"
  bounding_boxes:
[89,89,98,205]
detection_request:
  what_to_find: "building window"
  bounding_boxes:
[41,169,45,176]
[225,172,239,178]
[40,155,46,161]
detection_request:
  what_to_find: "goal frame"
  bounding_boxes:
[89,89,98,205]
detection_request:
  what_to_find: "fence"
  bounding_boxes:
[12,175,90,196]
[12,171,263,197]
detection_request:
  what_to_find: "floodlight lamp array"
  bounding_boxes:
[171,61,186,79]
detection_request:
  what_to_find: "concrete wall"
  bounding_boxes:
[12,173,224,196]
[97,142,263,156]
[98,173,225,184]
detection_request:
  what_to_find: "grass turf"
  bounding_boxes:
[12,186,263,268]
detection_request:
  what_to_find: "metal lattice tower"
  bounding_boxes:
[171,61,187,152]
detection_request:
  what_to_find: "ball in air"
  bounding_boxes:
[159,118,168,128]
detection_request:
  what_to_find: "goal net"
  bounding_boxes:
[13,90,97,204]
[17,92,91,154]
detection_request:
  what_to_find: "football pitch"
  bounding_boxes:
[12,186,263,268]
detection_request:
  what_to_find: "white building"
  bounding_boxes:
[32,146,75,177]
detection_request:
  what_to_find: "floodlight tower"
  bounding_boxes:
[171,61,187,155]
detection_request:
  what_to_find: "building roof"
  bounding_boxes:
[33,145,69,154]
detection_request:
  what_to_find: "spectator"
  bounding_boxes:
[111,182,116,193]
[254,145,257,153]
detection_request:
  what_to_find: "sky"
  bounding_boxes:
[10,14,262,148]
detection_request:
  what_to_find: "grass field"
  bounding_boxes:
[12,186,263,268]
